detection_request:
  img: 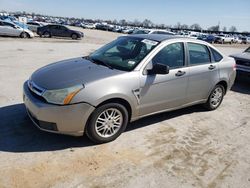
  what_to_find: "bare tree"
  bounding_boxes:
[175,22,181,29]
[119,19,127,26]
[142,19,153,28]
[229,26,237,32]
[133,19,141,27]
[208,25,220,32]
[190,23,202,30]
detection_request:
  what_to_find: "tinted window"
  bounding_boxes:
[28,22,39,26]
[49,25,58,29]
[3,22,14,27]
[152,42,184,68]
[188,43,211,65]
[210,47,223,62]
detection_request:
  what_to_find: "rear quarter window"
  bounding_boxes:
[210,48,223,62]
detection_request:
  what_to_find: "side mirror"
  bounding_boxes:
[13,25,19,29]
[147,63,169,75]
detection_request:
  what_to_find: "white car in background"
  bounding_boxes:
[0,20,34,38]
[133,29,175,35]
[27,21,43,32]
[215,34,234,44]
[82,23,95,29]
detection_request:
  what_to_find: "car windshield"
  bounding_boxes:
[89,37,159,71]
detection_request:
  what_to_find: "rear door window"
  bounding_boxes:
[187,43,211,65]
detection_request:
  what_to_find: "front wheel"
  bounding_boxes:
[20,32,28,38]
[85,103,128,143]
[71,33,78,40]
[204,85,225,110]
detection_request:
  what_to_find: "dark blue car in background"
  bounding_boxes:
[198,34,216,43]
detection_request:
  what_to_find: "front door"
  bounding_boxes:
[139,42,188,116]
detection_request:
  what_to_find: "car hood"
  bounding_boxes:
[31,57,123,90]
[230,52,250,60]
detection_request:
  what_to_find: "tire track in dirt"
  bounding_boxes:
[146,124,236,187]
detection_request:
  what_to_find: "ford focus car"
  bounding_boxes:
[23,35,236,143]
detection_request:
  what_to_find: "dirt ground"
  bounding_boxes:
[0,29,250,188]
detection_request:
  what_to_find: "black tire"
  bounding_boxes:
[71,33,78,40]
[43,31,51,38]
[204,84,225,111]
[20,32,28,38]
[85,103,129,143]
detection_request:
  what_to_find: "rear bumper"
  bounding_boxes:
[23,81,95,136]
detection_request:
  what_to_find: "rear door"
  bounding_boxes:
[186,42,219,103]
[50,25,60,36]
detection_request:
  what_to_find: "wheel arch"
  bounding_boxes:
[216,80,228,94]
[95,98,132,122]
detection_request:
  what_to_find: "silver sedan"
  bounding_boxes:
[23,35,236,143]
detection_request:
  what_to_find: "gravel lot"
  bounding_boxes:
[0,29,249,188]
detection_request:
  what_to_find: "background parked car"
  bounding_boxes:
[132,29,175,35]
[82,23,95,29]
[27,21,44,32]
[197,34,216,43]
[241,37,250,44]
[215,34,234,44]
[37,24,84,39]
[230,46,250,80]
[0,20,34,38]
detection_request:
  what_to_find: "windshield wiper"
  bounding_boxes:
[84,56,113,70]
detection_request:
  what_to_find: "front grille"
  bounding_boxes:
[27,110,58,131]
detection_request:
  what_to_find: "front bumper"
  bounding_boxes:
[23,81,95,136]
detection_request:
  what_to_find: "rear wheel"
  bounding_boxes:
[204,84,225,110]
[43,31,51,38]
[85,103,128,143]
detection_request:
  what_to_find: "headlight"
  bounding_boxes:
[42,85,84,105]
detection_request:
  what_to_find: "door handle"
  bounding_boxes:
[208,65,216,70]
[175,70,186,77]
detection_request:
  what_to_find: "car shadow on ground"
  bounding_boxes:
[0,103,207,153]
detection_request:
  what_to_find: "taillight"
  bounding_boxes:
[233,63,237,71]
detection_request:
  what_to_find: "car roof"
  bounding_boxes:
[128,34,183,42]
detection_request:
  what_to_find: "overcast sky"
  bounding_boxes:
[1,0,250,31]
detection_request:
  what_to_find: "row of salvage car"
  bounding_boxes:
[0,19,84,39]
